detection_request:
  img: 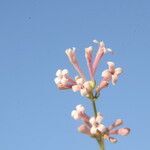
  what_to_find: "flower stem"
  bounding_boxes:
[98,136,105,150]
[91,100,105,150]
[92,100,97,118]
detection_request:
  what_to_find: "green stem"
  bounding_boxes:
[91,100,105,150]
[92,100,97,117]
[99,137,105,150]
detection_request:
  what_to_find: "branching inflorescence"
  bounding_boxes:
[54,40,130,150]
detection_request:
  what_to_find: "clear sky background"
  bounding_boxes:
[0,0,149,150]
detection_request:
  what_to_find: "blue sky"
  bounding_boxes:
[0,0,149,149]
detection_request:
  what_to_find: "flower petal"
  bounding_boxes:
[90,126,97,134]
[61,77,68,84]
[72,85,81,92]
[76,77,84,85]
[112,74,118,85]
[80,88,88,96]
[71,110,79,120]
[107,61,115,73]
[97,124,106,133]
[96,113,103,123]
[115,67,123,75]
[54,77,61,84]
[76,104,85,113]
[56,69,62,77]
[62,69,69,75]
[102,70,112,81]
[89,117,96,125]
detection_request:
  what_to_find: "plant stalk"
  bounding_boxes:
[91,100,105,150]
[92,100,97,118]
[98,136,105,150]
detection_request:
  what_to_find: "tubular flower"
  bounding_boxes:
[54,69,76,89]
[85,46,93,80]
[71,104,89,123]
[96,80,109,94]
[92,40,113,76]
[65,48,86,79]
[102,61,123,85]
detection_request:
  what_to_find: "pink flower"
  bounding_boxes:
[103,119,130,143]
[92,40,112,76]
[78,124,92,136]
[108,119,123,130]
[72,77,84,92]
[89,113,106,134]
[65,48,86,79]
[102,61,123,85]
[54,69,76,89]
[71,106,130,143]
[85,46,93,80]
[72,77,94,98]
[71,105,89,123]
[96,80,109,94]
[109,128,130,136]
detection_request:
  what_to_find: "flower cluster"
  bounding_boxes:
[54,40,123,99]
[54,40,130,149]
[71,105,130,143]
